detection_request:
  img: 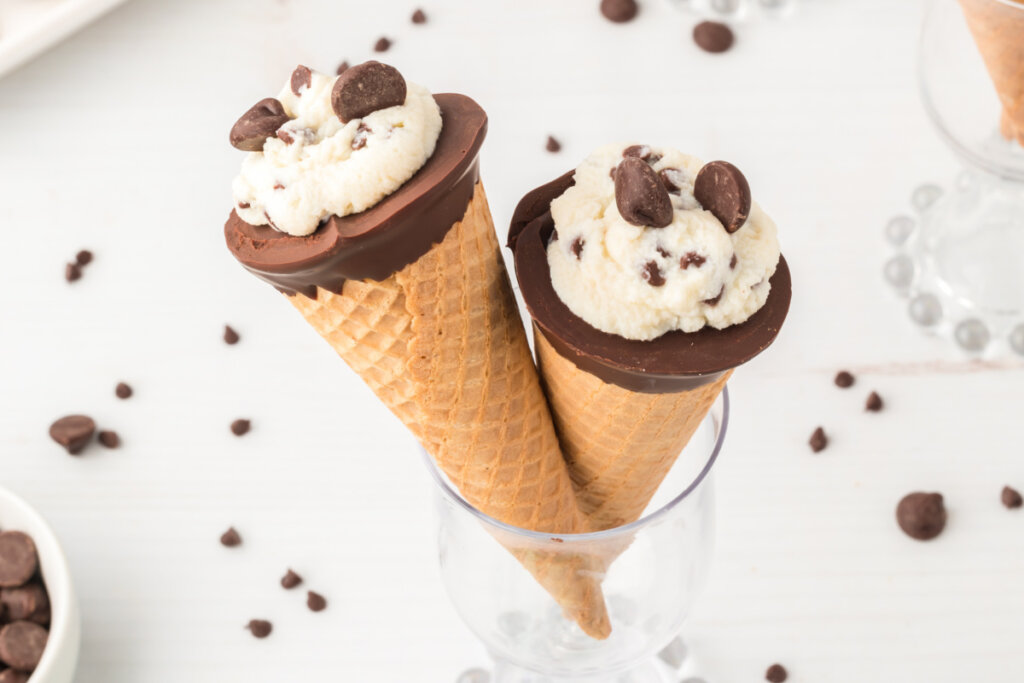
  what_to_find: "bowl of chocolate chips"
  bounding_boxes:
[0,487,80,683]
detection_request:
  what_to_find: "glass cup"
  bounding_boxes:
[427,390,730,682]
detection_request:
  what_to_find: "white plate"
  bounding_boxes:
[0,0,131,78]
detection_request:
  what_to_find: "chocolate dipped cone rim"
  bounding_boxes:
[509,171,792,393]
[225,93,487,297]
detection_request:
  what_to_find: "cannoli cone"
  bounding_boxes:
[960,0,1024,145]
[290,184,610,638]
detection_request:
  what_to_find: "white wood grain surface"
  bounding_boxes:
[1,0,1022,681]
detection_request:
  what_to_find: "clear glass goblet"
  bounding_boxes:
[428,390,729,682]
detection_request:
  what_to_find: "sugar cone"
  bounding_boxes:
[960,0,1024,145]
[535,329,730,531]
[290,184,610,639]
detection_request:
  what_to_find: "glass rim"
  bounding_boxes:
[422,386,730,543]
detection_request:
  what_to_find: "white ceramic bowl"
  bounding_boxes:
[0,487,80,683]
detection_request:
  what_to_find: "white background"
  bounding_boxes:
[2,0,1023,681]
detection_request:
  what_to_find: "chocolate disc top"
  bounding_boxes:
[509,171,791,393]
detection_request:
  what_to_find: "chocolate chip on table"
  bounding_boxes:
[897,492,946,540]
[331,61,407,124]
[0,668,29,683]
[336,60,350,75]
[115,382,133,399]
[281,569,302,589]
[246,620,272,639]
[290,65,312,96]
[223,325,240,345]
[64,263,81,283]
[865,391,883,412]
[306,591,328,612]
[680,252,706,269]
[48,415,96,455]
[642,261,665,287]
[75,250,93,266]
[834,370,855,388]
[229,98,291,152]
[411,8,427,23]
[1002,486,1023,509]
[546,136,561,153]
[0,533,38,588]
[374,37,392,53]
[98,430,120,449]
[0,584,48,622]
[230,419,251,437]
[600,0,638,23]
[765,663,788,682]
[694,160,751,233]
[570,237,585,259]
[220,527,242,548]
[693,21,735,54]
[809,426,828,453]
[615,157,674,228]
[0,621,48,672]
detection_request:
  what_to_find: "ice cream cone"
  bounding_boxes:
[960,0,1024,145]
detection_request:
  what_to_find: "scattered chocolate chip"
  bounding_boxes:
[0,585,48,622]
[281,569,302,589]
[231,419,251,436]
[98,430,120,449]
[230,98,291,152]
[75,250,93,266]
[809,426,828,453]
[412,8,427,23]
[351,122,372,150]
[289,65,312,96]
[246,619,272,638]
[730,253,738,269]
[694,160,751,233]
[680,252,706,269]
[1002,486,1022,509]
[897,492,946,541]
[615,157,674,228]
[865,391,883,412]
[834,370,855,388]
[623,144,661,165]
[331,61,407,123]
[49,415,95,455]
[658,168,686,194]
[546,136,561,153]
[220,527,242,548]
[0,621,47,672]
[600,0,638,23]
[0,533,38,588]
[336,60,350,75]
[703,285,725,306]
[0,668,29,683]
[223,326,240,345]
[115,382,133,399]
[306,591,328,612]
[374,37,392,52]
[765,663,788,683]
[570,237,585,260]
[642,261,666,287]
[65,263,81,282]
[693,21,735,54]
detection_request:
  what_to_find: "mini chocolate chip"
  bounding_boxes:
[412,8,427,23]
[273,183,285,190]
[865,391,883,412]
[623,144,660,164]
[331,61,407,123]
[704,285,725,306]
[223,325,240,345]
[680,252,706,269]
[658,168,686,194]
[306,591,328,612]
[374,37,392,52]
[765,663,788,683]
[642,261,665,287]
[656,246,671,258]
[0,621,48,672]
[600,0,638,23]
[290,65,312,96]
[1002,486,1023,509]
[230,98,291,152]
[237,202,250,210]
[115,382,133,399]
[693,21,735,53]
[0,533,38,588]
[220,527,242,547]
[65,263,81,282]
[730,253,738,269]
[75,250,93,266]
[351,122,372,150]
[546,136,561,153]
[230,419,251,437]
[809,426,828,453]
[277,129,295,145]
[694,160,751,233]
[615,157,674,228]
[834,370,855,388]
[281,569,302,589]
[49,415,95,455]
[98,430,120,449]
[570,237,585,260]
[897,492,946,541]
[336,60,350,75]
[246,619,272,638]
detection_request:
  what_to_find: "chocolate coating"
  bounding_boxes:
[509,171,791,393]
[226,94,487,297]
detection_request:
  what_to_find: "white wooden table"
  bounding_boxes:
[1,0,1022,680]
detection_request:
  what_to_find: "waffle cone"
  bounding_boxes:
[536,329,731,531]
[960,0,1024,145]
[289,184,610,639]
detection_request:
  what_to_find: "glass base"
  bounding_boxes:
[493,657,675,683]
